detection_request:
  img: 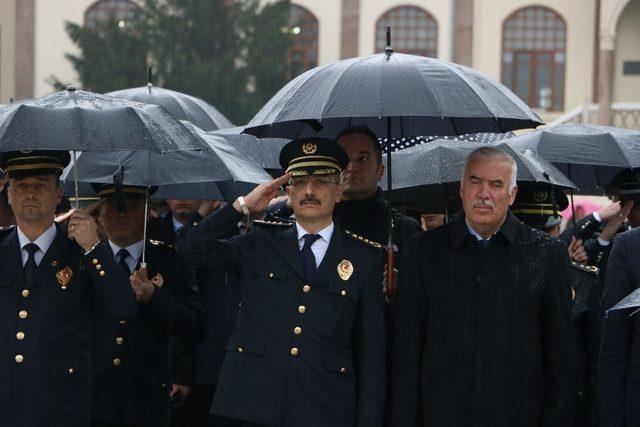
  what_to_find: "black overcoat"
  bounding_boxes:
[179,204,387,427]
[390,212,575,427]
[0,224,137,427]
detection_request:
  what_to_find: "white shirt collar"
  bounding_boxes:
[465,218,493,241]
[295,222,334,245]
[17,223,57,253]
[172,215,185,233]
[108,239,144,262]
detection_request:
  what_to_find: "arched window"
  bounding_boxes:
[84,0,141,32]
[286,5,319,79]
[502,6,566,111]
[375,6,438,57]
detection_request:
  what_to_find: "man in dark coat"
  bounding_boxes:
[390,146,575,427]
[0,151,137,427]
[599,226,640,427]
[89,184,204,427]
[179,138,386,426]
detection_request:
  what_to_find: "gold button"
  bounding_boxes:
[294,326,302,335]
[21,289,30,298]
[303,284,311,293]
[92,258,99,265]
[119,319,127,325]
[237,347,243,353]
[340,290,347,296]
[290,347,299,356]
[298,305,306,314]
[95,264,102,270]
[268,273,274,279]
[15,354,24,363]
[115,337,124,345]
[18,310,27,319]
[16,331,25,340]
[68,368,74,374]
[113,358,121,367]
[99,271,106,277]
[340,367,346,373]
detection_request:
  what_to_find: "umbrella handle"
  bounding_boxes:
[140,186,149,269]
[386,244,395,297]
[72,151,80,210]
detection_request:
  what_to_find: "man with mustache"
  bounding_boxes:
[179,137,386,426]
[390,146,575,427]
[0,150,137,427]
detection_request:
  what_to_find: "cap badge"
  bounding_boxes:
[20,150,33,154]
[56,266,73,289]
[151,273,164,287]
[302,143,317,155]
[533,190,548,202]
[337,259,354,281]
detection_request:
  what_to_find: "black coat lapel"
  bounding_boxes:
[273,226,306,281]
[315,229,343,283]
[0,230,25,288]
[36,227,71,288]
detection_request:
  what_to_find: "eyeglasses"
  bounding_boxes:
[288,176,339,189]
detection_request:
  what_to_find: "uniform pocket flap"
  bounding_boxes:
[224,334,265,355]
[323,348,354,375]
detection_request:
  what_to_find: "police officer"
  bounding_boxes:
[512,183,600,426]
[0,150,137,427]
[179,138,386,426]
[89,183,204,427]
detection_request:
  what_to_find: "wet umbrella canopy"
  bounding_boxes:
[210,126,288,171]
[244,52,542,139]
[107,84,234,132]
[507,123,640,192]
[0,86,209,153]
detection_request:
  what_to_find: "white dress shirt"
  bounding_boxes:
[295,222,334,268]
[465,218,498,242]
[17,223,57,266]
[108,239,144,273]
[172,215,185,233]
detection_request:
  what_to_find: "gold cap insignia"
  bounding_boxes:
[302,143,317,155]
[337,259,354,281]
[532,190,548,202]
[56,266,73,289]
[151,273,164,287]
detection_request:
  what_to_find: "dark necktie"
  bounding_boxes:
[300,234,321,283]
[23,243,39,288]
[117,249,131,275]
[478,239,489,248]
[175,225,186,244]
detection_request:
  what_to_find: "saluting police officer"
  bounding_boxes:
[179,138,386,427]
[512,183,600,426]
[89,183,204,427]
[0,151,137,427]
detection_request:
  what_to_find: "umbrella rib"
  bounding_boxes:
[320,56,372,118]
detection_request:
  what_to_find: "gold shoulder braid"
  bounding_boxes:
[148,239,177,250]
[253,219,295,227]
[344,230,383,249]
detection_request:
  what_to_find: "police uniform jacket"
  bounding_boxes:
[90,239,204,427]
[390,212,575,427]
[179,203,387,427]
[0,224,137,427]
[599,228,640,427]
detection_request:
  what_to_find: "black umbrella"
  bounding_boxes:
[210,126,289,171]
[243,28,542,295]
[0,86,209,207]
[107,82,234,132]
[506,123,640,192]
[381,140,576,215]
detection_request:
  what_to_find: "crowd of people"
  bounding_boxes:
[0,126,639,427]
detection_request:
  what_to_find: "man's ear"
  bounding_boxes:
[377,162,385,181]
[508,185,518,206]
[335,183,344,203]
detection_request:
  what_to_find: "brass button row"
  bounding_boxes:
[16,331,25,340]
[18,310,28,319]
[15,354,24,363]
[293,326,302,335]
[298,305,306,314]
[303,284,311,293]
[21,289,29,298]
[113,358,121,367]
[115,337,124,346]
[290,347,299,356]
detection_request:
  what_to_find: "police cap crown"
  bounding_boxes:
[511,183,568,230]
[279,137,349,177]
[0,150,70,178]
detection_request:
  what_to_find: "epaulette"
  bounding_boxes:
[570,261,598,275]
[344,229,383,250]
[253,219,294,227]
[0,224,16,231]
[148,239,176,250]
[0,224,16,240]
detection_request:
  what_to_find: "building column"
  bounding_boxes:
[14,0,35,100]
[340,0,359,59]
[452,0,474,66]
[597,33,615,126]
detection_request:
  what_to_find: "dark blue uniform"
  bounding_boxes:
[0,224,137,427]
[179,204,387,427]
[90,239,204,427]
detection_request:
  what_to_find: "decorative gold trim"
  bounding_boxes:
[511,208,559,215]
[4,163,63,172]
[286,161,339,173]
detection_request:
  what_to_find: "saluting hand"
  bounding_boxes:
[67,210,100,251]
[233,173,292,215]
[130,267,156,303]
[568,236,588,264]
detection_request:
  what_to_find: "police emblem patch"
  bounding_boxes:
[56,266,73,289]
[337,259,354,281]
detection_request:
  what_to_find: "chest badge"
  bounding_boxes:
[56,266,73,289]
[337,260,354,281]
[151,273,164,288]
